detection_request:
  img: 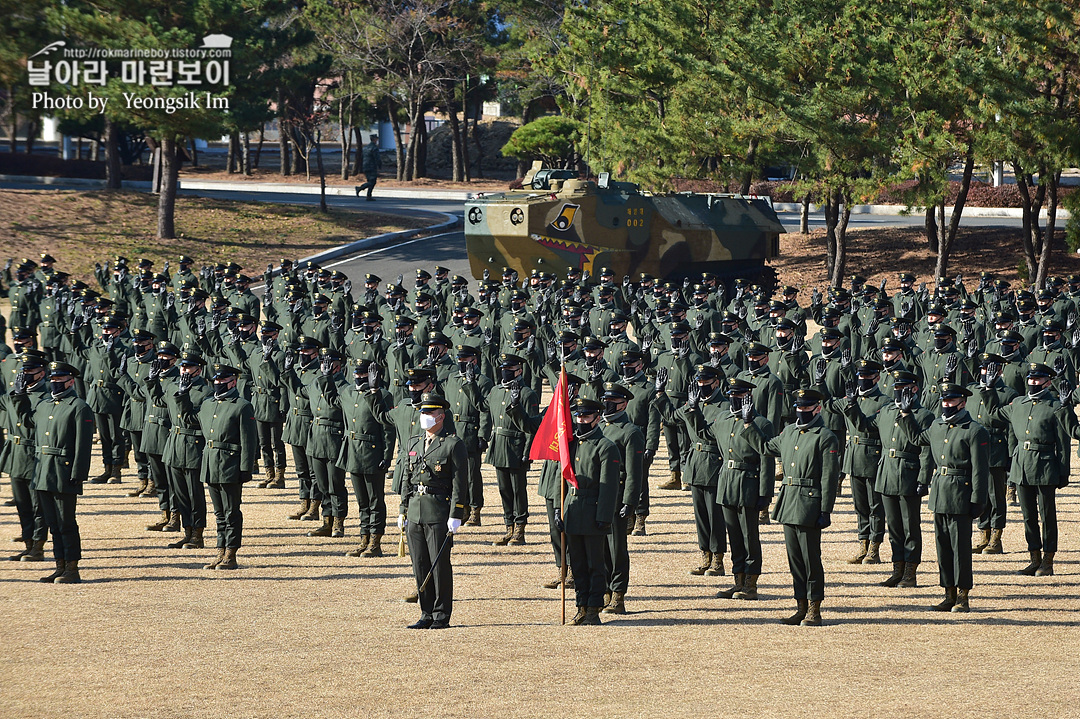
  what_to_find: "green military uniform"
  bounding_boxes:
[305,351,352,537]
[967,357,1019,555]
[31,363,95,583]
[79,325,129,480]
[281,342,323,517]
[115,331,157,497]
[442,349,494,522]
[248,326,287,487]
[0,352,51,558]
[399,395,468,627]
[484,354,540,542]
[822,360,891,563]
[562,399,621,623]
[976,362,1079,577]
[845,371,933,587]
[704,378,775,599]
[902,383,989,611]
[139,342,181,529]
[655,368,726,576]
[597,385,644,611]
[743,389,839,625]
[197,366,258,569]
[152,353,214,546]
[338,369,395,555]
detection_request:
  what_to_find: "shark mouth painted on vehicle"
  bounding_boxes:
[531,233,607,273]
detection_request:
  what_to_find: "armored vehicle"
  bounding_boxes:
[464,166,784,289]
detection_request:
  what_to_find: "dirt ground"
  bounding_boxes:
[772,225,1080,290]
[1,411,1079,719]
[0,189,429,286]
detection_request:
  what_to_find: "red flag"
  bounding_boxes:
[528,366,578,488]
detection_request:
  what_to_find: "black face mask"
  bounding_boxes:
[603,401,620,415]
[934,337,951,351]
[585,354,599,367]
[747,356,765,370]
[50,380,69,396]
[354,374,368,390]
[457,361,470,375]
[238,328,255,341]
[1027,380,1048,396]
[300,354,318,369]
[1042,335,1059,349]
[214,381,232,398]
[513,331,525,344]
[573,420,594,438]
[795,409,815,426]
[728,395,744,413]
[670,337,683,349]
[777,335,793,349]
[500,369,517,384]
[857,377,876,392]
[621,365,637,379]
[941,404,960,419]
[754,308,767,318]
[409,389,424,404]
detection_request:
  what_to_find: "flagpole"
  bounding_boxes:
[560,359,567,626]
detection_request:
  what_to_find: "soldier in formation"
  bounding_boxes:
[4,253,1080,627]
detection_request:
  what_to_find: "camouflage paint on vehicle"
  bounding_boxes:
[464,169,783,287]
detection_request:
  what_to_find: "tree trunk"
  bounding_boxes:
[415,113,428,179]
[924,205,938,249]
[75,137,83,160]
[241,132,251,175]
[461,92,472,182]
[824,189,838,284]
[189,136,199,167]
[800,193,810,234]
[90,136,99,161]
[447,98,464,182]
[1037,170,1061,288]
[739,138,759,195]
[149,141,162,193]
[1013,162,1040,284]
[472,98,484,179]
[832,189,851,286]
[353,127,364,176]
[24,116,38,154]
[157,136,180,240]
[943,142,976,256]
[934,198,948,278]
[254,127,264,170]
[4,86,14,153]
[104,117,122,190]
[314,129,327,213]
[391,110,405,181]
[339,98,351,181]
[226,133,236,173]
[279,95,292,176]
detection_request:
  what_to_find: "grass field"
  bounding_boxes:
[0,188,429,287]
[1,407,1079,719]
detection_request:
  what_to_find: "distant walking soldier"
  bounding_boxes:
[354,135,381,201]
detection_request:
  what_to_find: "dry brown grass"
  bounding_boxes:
[0,189,428,287]
[2,415,1079,719]
[772,225,1080,291]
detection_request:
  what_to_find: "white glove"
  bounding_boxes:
[447,517,462,534]
[397,514,407,530]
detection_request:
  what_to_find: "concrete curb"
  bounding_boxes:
[0,173,152,190]
[771,201,1072,220]
[177,179,479,201]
